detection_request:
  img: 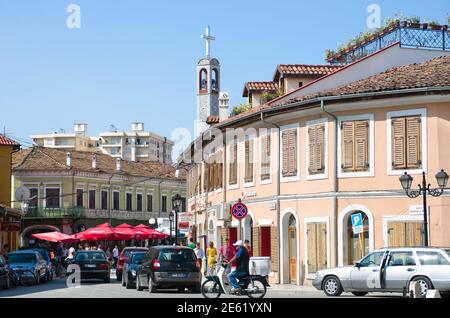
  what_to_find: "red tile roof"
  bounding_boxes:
[275,64,341,78]
[0,135,20,147]
[243,82,278,97]
[12,147,185,181]
[217,56,450,127]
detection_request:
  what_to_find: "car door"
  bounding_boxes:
[383,251,417,291]
[138,251,152,287]
[415,250,450,290]
[350,251,387,290]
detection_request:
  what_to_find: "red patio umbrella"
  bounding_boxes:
[32,231,79,244]
[114,224,136,240]
[133,224,168,240]
[75,223,128,241]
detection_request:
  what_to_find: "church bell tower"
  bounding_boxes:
[195,26,220,138]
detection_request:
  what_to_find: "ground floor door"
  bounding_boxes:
[260,226,271,257]
[347,212,369,265]
[229,227,237,245]
[306,222,327,274]
[387,221,423,247]
[288,226,297,284]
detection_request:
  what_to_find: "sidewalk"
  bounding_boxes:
[268,284,318,292]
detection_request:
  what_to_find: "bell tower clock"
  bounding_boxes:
[195,26,220,138]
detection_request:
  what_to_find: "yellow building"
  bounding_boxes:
[0,135,21,251]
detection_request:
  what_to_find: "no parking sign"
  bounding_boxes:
[231,202,248,220]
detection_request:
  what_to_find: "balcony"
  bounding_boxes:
[24,207,84,219]
[328,22,449,65]
[84,209,165,221]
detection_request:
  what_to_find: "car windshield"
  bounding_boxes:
[75,252,106,261]
[130,253,146,264]
[124,249,147,258]
[158,249,196,262]
[8,253,37,264]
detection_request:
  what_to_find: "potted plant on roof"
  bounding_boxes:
[408,16,421,29]
[428,19,441,30]
[325,49,336,63]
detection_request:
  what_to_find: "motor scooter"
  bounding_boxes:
[201,261,270,298]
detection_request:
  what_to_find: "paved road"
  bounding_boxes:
[0,275,403,298]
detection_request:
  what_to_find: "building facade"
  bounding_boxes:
[0,135,21,251]
[31,122,173,163]
[11,147,185,246]
[180,24,450,286]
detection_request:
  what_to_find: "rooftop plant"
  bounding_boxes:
[231,103,251,116]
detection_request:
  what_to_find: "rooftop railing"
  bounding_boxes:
[328,22,449,65]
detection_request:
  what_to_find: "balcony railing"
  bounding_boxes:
[24,207,84,219]
[329,23,450,65]
[23,207,168,221]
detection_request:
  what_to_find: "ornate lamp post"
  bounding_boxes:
[172,193,183,246]
[169,212,174,244]
[399,170,449,247]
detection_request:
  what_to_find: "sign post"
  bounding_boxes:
[231,200,248,241]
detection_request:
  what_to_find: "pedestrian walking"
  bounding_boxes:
[206,241,217,275]
[219,238,236,274]
[194,242,206,276]
[112,245,119,268]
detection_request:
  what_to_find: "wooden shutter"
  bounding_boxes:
[282,131,289,176]
[392,118,407,169]
[307,223,317,273]
[388,221,423,247]
[309,125,325,174]
[355,120,369,171]
[288,129,297,176]
[307,223,327,274]
[341,122,354,171]
[317,223,327,270]
[406,116,421,168]
[244,139,254,183]
[229,142,238,185]
[261,134,271,180]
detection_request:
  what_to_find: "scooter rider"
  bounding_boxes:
[225,240,249,294]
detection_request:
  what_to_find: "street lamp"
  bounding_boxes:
[169,212,174,244]
[172,193,183,246]
[399,170,449,247]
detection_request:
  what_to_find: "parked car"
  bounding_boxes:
[136,246,202,293]
[7,250,47,285]
[32,248,54,281]
[0,255,10,289]
[122,251,146,289]
[116,247,148,281]
[69,250,110,283]
[313,247,450,298]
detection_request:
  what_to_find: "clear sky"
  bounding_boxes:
[0,0,448,146]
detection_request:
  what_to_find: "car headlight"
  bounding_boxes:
[131,270,136,277]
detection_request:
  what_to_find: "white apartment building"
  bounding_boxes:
[31,122,173,163]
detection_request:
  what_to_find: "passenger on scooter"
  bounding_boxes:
[225,240,249,294]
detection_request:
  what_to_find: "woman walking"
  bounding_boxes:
[206,241,217,276]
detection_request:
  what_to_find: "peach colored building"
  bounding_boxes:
[180,25,450,286]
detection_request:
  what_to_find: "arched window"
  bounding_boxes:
[211,68,219,91]
[199,69,208,92]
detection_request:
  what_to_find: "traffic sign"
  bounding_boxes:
[231,202,248,220]
[351,213,364,234]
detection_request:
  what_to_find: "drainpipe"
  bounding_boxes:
[320,98,339,268]
[260,113,281,284]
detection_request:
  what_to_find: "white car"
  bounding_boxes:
[312,247,450,297]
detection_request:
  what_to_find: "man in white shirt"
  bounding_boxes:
[194,243,206,276]
[112,245,119,268]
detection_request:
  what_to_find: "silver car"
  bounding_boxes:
[313,247,450,297]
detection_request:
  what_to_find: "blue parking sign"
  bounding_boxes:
[351,213,363,227]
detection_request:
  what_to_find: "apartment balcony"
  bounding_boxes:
[23,207,84,219]
[328,22,449,65]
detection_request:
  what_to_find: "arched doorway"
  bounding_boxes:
[21,225,61,247]
[345,212,369,264]
[207,218,216,247]
[281,210,299,285]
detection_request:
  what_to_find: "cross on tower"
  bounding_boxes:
[201,25,215,59]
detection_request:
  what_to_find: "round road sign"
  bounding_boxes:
[231,202,248,220]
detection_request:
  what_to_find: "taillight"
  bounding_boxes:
[99,263,109,270]
[152,260,160,270]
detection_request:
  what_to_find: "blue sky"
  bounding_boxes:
[0,0,448,146]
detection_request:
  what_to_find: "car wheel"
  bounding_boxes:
[104,276,110,283]
[178,287,185,292]
[116,271,122,281]
[192,284,202,294]
[411,276,433,298]
[148,276,157,293]
[126,277,133,289]
[322,276,343,297]
[352,292,368,297]
[136,275,143,291]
